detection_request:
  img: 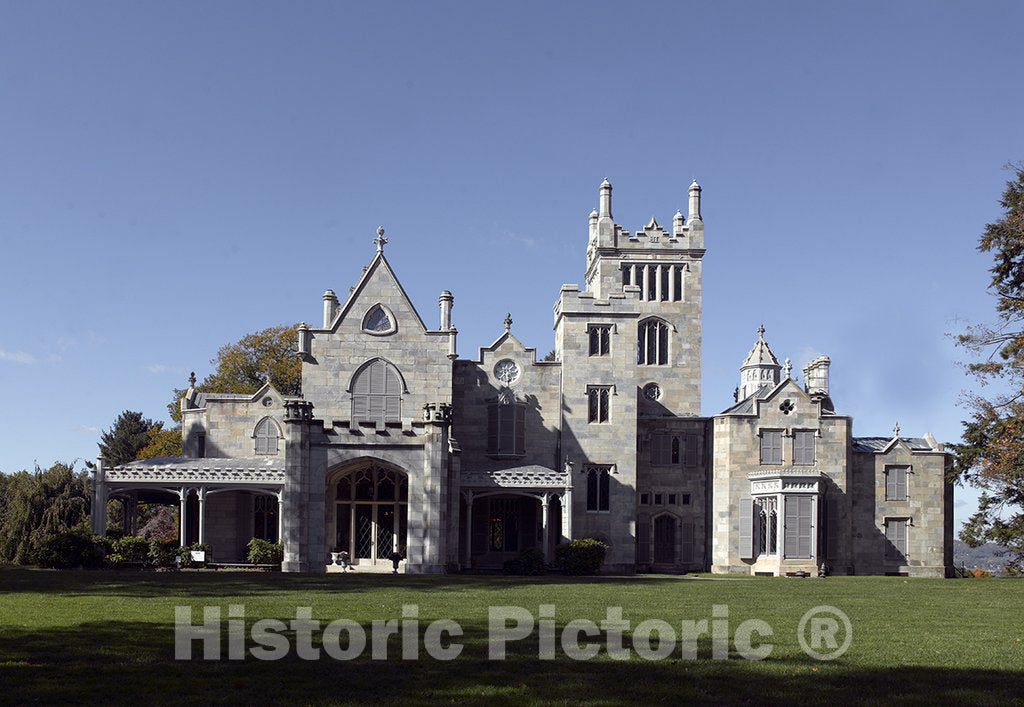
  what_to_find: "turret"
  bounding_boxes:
[739,324,781,399]
[438,290,453,330]
[323,289,339,328]
[688,179,702,223]
[599,178,612,218]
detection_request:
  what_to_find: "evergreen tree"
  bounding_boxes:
[98,410,156,467]
[953,163,1024,574]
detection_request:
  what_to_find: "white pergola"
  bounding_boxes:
[459,465,572,566]
[92,457,285,546]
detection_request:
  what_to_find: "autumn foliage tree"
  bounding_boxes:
[952,163,1024,574]
[168,324,301,422]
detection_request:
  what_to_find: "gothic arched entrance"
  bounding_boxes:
[330,462,408,564]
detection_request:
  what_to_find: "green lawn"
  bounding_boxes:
[1,568,1022,704]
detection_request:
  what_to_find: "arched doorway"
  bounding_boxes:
[653,514,677,564]
[331,463,408,564]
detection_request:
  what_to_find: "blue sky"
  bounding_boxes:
[1,2,1022,531]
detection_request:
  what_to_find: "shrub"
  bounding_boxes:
[147,539,179,569]
[178,543,211,568]
[108,535,150,566]
[33,528,107,569]
[504,548,546,575]
[247,538,283,565]
[554,538,608,575]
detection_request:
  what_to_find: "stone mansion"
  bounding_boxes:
[91,179,954,577]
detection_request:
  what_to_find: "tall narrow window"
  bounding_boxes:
[885,518,908,561]
[588,325,611,356]
[586,466,611,512]
[760,430,782,465]
[253,495,279,542]
[793,430,816,465]
[488,401,526,455]
[587,386,610,423]
[254,418,281,455]
[196,432,206,458]
[673,266,683,301]
[637,319,669,365]
[885,466,909,501]
[660,265,670,301]
[351,359,403,426]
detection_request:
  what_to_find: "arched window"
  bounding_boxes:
[351,359,403,426]
[637,318,669,365]
[254,418,281,454]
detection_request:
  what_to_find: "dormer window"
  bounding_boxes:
[362,304,397,335]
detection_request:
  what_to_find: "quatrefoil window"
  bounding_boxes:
[779,399,794,415]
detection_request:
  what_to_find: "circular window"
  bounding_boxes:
[494,359,520,385]
[262,396,273,407]
[643,383,661,401]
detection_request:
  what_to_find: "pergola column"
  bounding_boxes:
[277,491,285,544]
[197,488,207,546]
[179,488,188,547]
[541,493,551,564]
[463,492,474,569]
[562,487,573,541]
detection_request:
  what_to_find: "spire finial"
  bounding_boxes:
[374,225,388,253]
[504,312,513,332]
[783,357,792,379]
[757,323,765,338]
[188,371,196,388]
[893,420,901,438]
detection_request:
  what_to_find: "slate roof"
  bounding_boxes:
[720,384,773,414]
[851,437,936,453]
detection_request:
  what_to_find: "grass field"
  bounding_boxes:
[1,568,1022,705]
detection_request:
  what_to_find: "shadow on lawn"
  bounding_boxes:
[0,567,694,599]
[2,617,1022,705]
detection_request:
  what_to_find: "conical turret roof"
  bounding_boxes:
[741,324,781,369]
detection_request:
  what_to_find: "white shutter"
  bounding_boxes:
[739,497,754,559]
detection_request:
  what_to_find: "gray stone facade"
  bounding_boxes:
[94,180,953,577]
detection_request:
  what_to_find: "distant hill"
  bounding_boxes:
[954,540,1012,575]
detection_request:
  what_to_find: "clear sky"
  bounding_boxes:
[1,2,1022,531]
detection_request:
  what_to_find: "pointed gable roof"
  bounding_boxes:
[328,249,429,333]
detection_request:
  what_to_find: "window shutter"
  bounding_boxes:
[498,405,514,453]
[385,395,401,423]
[796,496,813,558]
[684,434,698,467]
[739,496,754,559]
[514,404,526,454]
[352,395,368,423]
[772,432,782,465]
[783,497,799,558]
[487,406,499,453]
[681,519,694,563]
[825,497,838,560]
[897,468,907,500]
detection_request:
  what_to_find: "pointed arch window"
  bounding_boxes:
[351,359,403,426]
[254,418,281,455]
[637,318,669,365]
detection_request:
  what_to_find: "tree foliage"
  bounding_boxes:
[136,423,183,460]
[952,163,1024,574]
[168,324,301,422]
[0,463,91,565]
[98,411,156,467]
